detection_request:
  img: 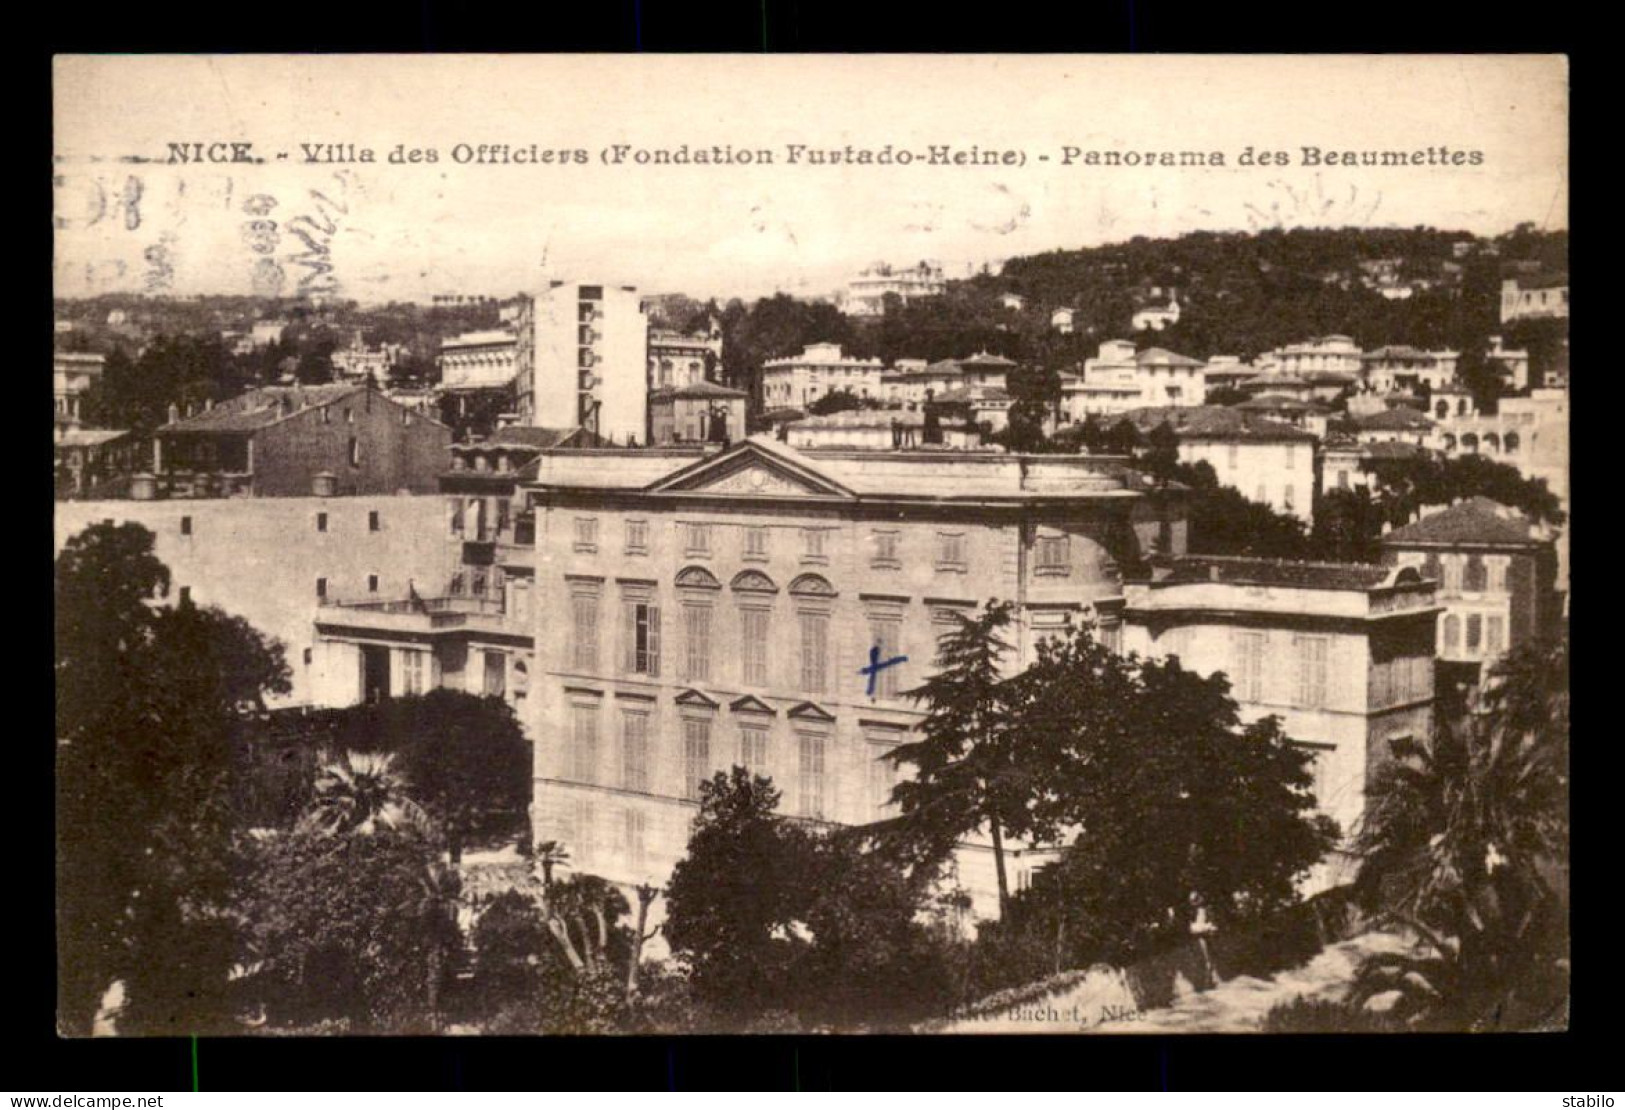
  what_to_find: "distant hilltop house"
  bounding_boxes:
[1130,287,1181,331]
[1050,307,1077,334]
[150,382,451,499]
[998,292,1027,311]
[1119,404,1319,525]
[432,293,499,308]
[842,261,946,317]
[249,319,288,348]
[1059,340,1206,419]
[1271,335,1363,380]
[330,337,407,382]
[1360,346,1461,393]
[1500,273,1568,324]
[648,323,724,391]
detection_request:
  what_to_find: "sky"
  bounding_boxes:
[53,55,1568,305]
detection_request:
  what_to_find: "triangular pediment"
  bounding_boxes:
[675,688,721,709]
[647,440,854,500]
[728,695,777,716]
[787,701,837,723]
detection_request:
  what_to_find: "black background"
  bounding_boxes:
[31,0,1595,1092]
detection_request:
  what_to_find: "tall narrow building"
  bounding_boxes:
[515,282,650,446]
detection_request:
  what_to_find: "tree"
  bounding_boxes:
[879,601,1034,920]
[1144,420,1182,478]
[1165,460,1316,560]
[996,364,1061,453]
[1365,454,1565,527]
[1349,639,1568,1030]
[1311,486,1385,563]
[300,750,431,840]
[663,768,959,1029]
[664,768,817,1017]
[243,822,462,1032]
[56,523,290,1034]
[807,388,869,416]
[1002,627,1337,965]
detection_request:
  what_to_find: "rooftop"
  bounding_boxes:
[1382,497,1554,548]
[1354,408,1435,431]
[1362,345,1456,361]
[649,381,750,401]
[1135,554,1427,592]
[1135,347,1205,368]
[159,384,366,434]
[1120,405,1317,441]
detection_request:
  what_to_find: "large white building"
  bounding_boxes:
[1059,341,1208,419]
[1500,274,1569,323]
[842,262,946,317]
[762,343,885,409]
[514,282,649,446]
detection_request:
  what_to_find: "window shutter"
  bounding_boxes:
[648,604,661,676]
[623,603,636,673]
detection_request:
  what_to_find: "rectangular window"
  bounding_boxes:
[1488,559,1508,593]
[1337,469,1350,490]
[799,612,829,694]
[368,510,380,532]
[1294,635,1330,709]
[798,733,827,818]
[872,530,900,568]
[682,604,712,682]
[1097,619,1123,655]
[682,718,712,801]
[625,519,648,554]
[1284,484,1296,512]
[348,436,360,467]
[743,526,769,560]
[449,500,465,536]
[802,528,828,562]
[625,601,662,676]
[573,798,596,860]
[1036,533,1069,574]
[1228,443,1239,469]
[685,523,712,556]
[178,586,191,606]
[620,711,649,792]
[1464,555,1488,592]
[739,726,769,776]
[316,577,328,600]
[623,808,647,871]
[1234,630,1266,702]
[570,595,599,671]
[316,512,328,533]
[868,619,902,698]
[1466,614,1484,652]
[741,607,770,686]
[936,532,966,571]
[574,517,599,553]
[180,515,193,536]
[1486,615,1506,656]
[1443,556,1463,593]
[367,574,379,594]
[483,651,506,697]
[571,703,600,783]
[868,744,899,816]
[401,649,427,696]
[1285,444,1297,468]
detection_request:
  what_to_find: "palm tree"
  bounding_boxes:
[1349,640,1568,1030]
[301,750,435,840]
[533,840,572,896]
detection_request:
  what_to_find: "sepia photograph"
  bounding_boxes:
[52,54,1569,1040]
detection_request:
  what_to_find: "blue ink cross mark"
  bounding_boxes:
[860,644,908,699]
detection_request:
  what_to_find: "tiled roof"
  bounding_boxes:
[56,428,130,447]
[1135,347,1205,368]
[159,384,363,433]
[1148,554,1413,591]
[649,381,749,400]
[482,426,608,450]
[1362,345,1445,361]
[1236,394,1326,412]
[1354,408,1435,431]
[1120,406,1317,441]
[1382,497,1552,548]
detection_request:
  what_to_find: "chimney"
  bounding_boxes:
[167,403,180,425]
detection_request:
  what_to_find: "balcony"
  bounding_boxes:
[315,594,509,637]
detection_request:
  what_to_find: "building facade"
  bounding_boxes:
[1122,556,1440,879]
[521,436,1185,914]
[515,282,649,446]
[54,352,106,426]
[55,494,457,708]
[843,262,946,317]
[1382,498,1562,683]
[648,382,749,446]
[1500,274,1569,323]
[762,344,885,409]
[153,383,452,498]
[1060,342,1208,419]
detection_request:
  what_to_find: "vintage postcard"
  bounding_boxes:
[53,54,1568,1036]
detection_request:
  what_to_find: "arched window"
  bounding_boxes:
[1443,614,1462,652]
[1461,433,1479,454]
[1483,432,1500,453]
[674,566,723,591]
[1442,433,1456,450]
[730,570,779,594]
[1504,431,1520,454]
[788,573,837,598]
[1457,399,1468,416]
[1435,400,1449,419]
